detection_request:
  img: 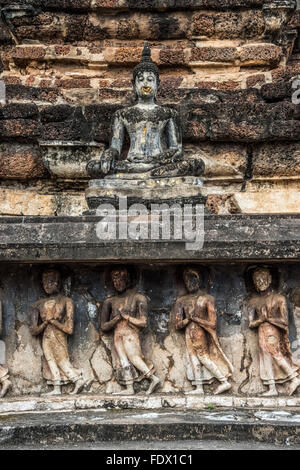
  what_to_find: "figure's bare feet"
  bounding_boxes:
[112,386,134,396]
[288,378,300,396]
[70,377,85,395]
[214,381,231,395]
[0,379,11,398]
[261,388,278,397]
[42,386,61,397]
[146,375,160,395]
[184,387,204,395]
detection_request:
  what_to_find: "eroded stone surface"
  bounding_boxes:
[0,262,299,398]
[233,192,300,214]
[0,0,299,411]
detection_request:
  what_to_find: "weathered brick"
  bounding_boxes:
[111,47,143,64]
[191,13,214,37]
[55,79,91,89]
[157,87,187,103]
[25,76,36,87]
[269,121,300,141]
[7,9,268,43]
[65,14,87,41]
[0,119,41,139]
[111,79,132,88]
[54,45,71,55]
[0,188,56,216]
[159,49,186,65]
[253,143,300,178]
[10,13,64,43]
[183,120,208,141]
[0,103,38,120]
[246,74,266,88]
[6,85,60,104]
[41,105,74,123]
[9,46,46,60]
[210,119,268,142]
[42,107,92,141]
[84,103,121,142]
[261,81,292,102]
[0,0,267,8]
[195,80,239,90]
[0,144,45,179]
[191,46,239,62]
[206,194,238,214]
[233,192,300,214]
[90,0,266,10]
[239,44,282,66]
[159,76,184,93]
[98,89,131,102]
[214,10,265,39]
[2,76,22,85]
[289,11,300,28]
[150,13,188,40]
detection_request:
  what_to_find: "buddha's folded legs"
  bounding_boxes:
[150,158,205,178]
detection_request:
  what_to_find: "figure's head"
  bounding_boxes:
[111,266,129,293]
[134,70,158,100]
[252,267,272,293]
[42,268,61,295]
[133,42,160,100]
[183,268,201,293]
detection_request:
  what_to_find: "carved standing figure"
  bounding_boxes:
[0,301,11,397]
[101,266,160,395]
[87,42,204,179]
[290,288,300,364]
[30,268,85,396]
[248,267,300,396]
[174,268,233,395]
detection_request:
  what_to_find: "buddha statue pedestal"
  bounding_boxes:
[85,175,206,212]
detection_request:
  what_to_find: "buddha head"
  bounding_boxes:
[133,42,160,101]
[183,267,202,294]
[111,266,129,293]
[253,267,272,293]
[42,268,61,295]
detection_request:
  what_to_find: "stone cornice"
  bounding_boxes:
[0,214,298,262]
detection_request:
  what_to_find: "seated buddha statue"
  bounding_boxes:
[86,42,204,181]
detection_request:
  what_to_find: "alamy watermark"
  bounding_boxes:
[0,81,5,105]
[95,197,205,251]
[292,78,300,105]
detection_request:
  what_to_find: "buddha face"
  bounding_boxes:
[253,268,272,293]
[42,270,60,295]
[111,268,129,293]
[135,71,158,100]
[183,269,201,294]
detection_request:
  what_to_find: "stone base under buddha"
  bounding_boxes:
[85,176,206,212]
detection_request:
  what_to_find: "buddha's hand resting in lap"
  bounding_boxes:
[86,148,119,177]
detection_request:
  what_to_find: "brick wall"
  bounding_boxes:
[0,0,299,215]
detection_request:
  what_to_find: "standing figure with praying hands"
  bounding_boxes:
[174,267,233,395]
[248,267,300,396]
[101,266,160,395]
[30,268,85,396]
